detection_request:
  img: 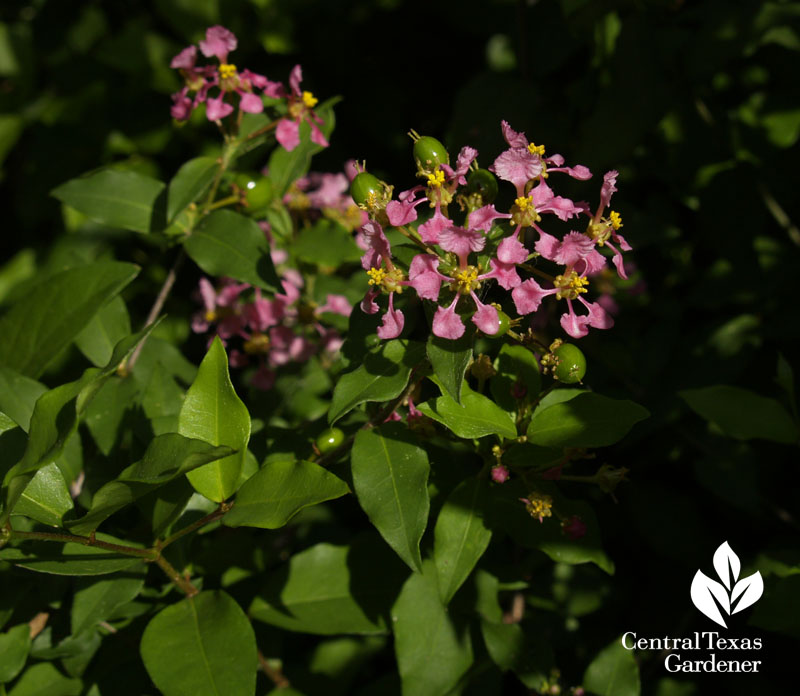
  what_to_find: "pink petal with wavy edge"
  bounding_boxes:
[276,118,300,152]
[432,298,465,340]
[485,259,521,290]
[309,120,329,148]
[387,200,418,226]
[553,232,595,266]
[490,148,542,194]
[470,294,499,335]
[469,204,510,232]
[318,294,351,316]
[600,170,618,210]
[453,146,478,182]
[582,249,607,275]
[361,288,379,315]
[289,64,303,96]
[512,279,555,315]
[171,46,197,69]
[439,225,485,258]
[497,235,529,265]
[579,297,614,329]
[206,96,233,121]
[560,307,590,339]
[356,220,391,270]
[199,25,237,61]
[501,120,529,148]
[534,231,560,260]
[418,207,450,244]
[239,92,263,113]
[377,294,404,339]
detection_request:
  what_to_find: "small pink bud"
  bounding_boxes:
[561,515,587,540]
[491,465,510,484]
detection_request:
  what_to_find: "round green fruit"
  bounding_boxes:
[350,172,382,207]
[489,310,511,337]
[237,173,273,209]
[316,427,345,453]
[552,343,587,384]
[413,136,449,169]
[467,168,498,204]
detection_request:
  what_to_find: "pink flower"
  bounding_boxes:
[386,188,426,226]
[470,294,500,335]
[356,220,392,270]
[484,258,521,290]
[491,465,510,484]
[376,293,404,339]
[432,296,465,339]
[408,254,447,301]
[535,231,606,275]
[199,26,237,61]
[438,225,485,265]
[512,279,556,316]
[490,147,542,197]
[276,64,328,152]
[418,205,451,244]
[191,278,247,338]
[318,294,352,316]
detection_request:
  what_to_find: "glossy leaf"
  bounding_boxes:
[328,340,425,425]
[527,392,649,448]
[223,460,348,529]
[0,261,139,378]
[426,330,473,403]
[0,624,30,683]
[140,591,257,696]
[0,534,145,575]
[167,156,218,221]
[392,560,473,696]
[183,209,279,291]
[583,638,641,696]
[74,295,131,367]
[51,168,166,234]
[67,434,234,536]
[433,477,492,604]
[0,368,46,431]
[419,381,517,440]
[294,219,362,267]
[491,343,541,411]
[680,385,797,443]
[12,462,73,527]
[250,539,404,635]
[7,662,82,696]
[178,337,251,503]
[71,566,147,635]
[351,424,430,572]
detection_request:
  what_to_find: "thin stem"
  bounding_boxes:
[207,194,240,211]
[159,503,230,551]
[518,263,553,282]
[257,650,290,688]
[123,249,186,374]
[397,225,439,256]
[10,530,155,559]
[155,554,198,597]
[245,120,279,141]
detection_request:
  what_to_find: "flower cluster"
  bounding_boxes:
[191,259,350,390]
[355,122,631,340]
[170,25,327,152]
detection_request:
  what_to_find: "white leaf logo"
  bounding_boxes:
[690,541,763,628]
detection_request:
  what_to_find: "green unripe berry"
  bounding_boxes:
[413,136,449,170]
[316,427,345,453]
[552,343,587,384]
[489,310,511,338]
[350,172,382,207]
[237,173,273,210]
[466,168,498,204]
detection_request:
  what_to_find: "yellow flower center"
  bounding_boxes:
[302,91,318,108]
[609,210,623,230]
[426,169,446,188]
[553,271,589,300]
[524,492,553,522]
[367,267,386,286]
[586,221,611,246]
[515,196,532,210]
[452,266,480,294]
[527,142,546,157]
[204,309,217,322]
[243,333,270,354]
[219,63,237,79]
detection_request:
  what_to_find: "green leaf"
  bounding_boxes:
[71,566,146,635]
[583,638,640,696]
[7,662,81,696]
[74,296,131,367]
[0,624,30,683]
[419,381,517,440]
[178,337,251,503]
[167,156,218,222]
[527,393,649,448]
[351,424,430,572]
[223,460,348,529]
[0,261,139,378]
[490,343,541,411]
[328,340,425,425]
[0,533,145,576]
[66,433,234,536]
[680,385,797,444]
[426,330,474,403]
[140,591,257,696]
[294,219,362,267]
[249,537,404,635]
[183,209,279,291]
[392,560,473,696]
[433,477,492,604]
[267,99,338,195]
[12,463,73,527]
[481,621,552,690]
[51,168,166,234]
[0,368,46,431]
[83,374,139,455]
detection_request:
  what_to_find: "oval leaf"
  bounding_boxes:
[351,424,430,572]
[223,460,348,529]
[178,338,251,503]
[7,662,81,696]
[426,330,474,403]
[419,382,517,440]
[183,209,279,291]
[140,591,257,696]
[167,156,218,222]
[583,639,640,696]
[433,477,492,604]
[0,624,30,683]
[527,392,649,448]
[71,566,146,635]
[12,462,73,527]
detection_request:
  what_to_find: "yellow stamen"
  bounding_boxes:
[426,169,446,188]
[367,267,386,286]
[553,271,589,300]
[453,266,480,294]
[204,309,217,322]
[609,210,623,230]
[219,63,237,79]
[302,91,318,109]
[515,196,532,211]
[243,333,270,354]
[527,142,546,157]
[523,491,553,523]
